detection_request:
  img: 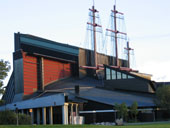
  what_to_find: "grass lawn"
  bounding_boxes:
[0,123,170,128]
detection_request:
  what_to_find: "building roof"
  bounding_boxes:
[2,68,156,108]
[14,33,79,63]
[45,77,103,91]
[0,93,65,111]
[44,77,156,108]
[78,88,156,108]
[15,33,79,56]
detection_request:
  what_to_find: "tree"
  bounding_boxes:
[114,102,128,121]
[155,85,170,111]
[130,101,138,122]
[0,59,10,97]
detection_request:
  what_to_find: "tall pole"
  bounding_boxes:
[115,0,116,6]
[114,5,118,66]
[16,108,19,126]
[92,6,97,67]
[88,6,101,67]
[106,4,127,67]
[127,41,130,68]
[125,41,133,68]
[14,104,19,126]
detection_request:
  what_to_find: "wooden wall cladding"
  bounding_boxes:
[79,48,86,66]
[23,52,38,95]
[22,52,71,95]
[97,53,109,65]
[43,58,71,85]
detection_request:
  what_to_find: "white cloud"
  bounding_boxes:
[138,61,170,82]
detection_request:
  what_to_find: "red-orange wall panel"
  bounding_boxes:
[43,59,71,85]
[22,52,72,95]
[23,52,38,95]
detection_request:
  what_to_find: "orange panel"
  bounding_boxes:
[23,52,38,95]
[22,52,72,95]
[44,59,71,85]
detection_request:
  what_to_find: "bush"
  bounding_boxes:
[0,110,31,125]
[18,113,31,125]
[0,110,16,124]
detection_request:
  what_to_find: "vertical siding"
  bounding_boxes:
[44,59,71,85]
[22,53,71,95]
[23,52,38,95]
[64,63,71,77]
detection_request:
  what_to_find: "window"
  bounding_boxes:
[105,67,135,80]
[106,68,111,80]
[122,73,127,79]
[111,70,116,79]
[117,72,121,79]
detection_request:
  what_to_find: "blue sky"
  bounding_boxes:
[0,0,170,83]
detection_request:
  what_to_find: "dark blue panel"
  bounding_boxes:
[2,72,15,104]
[20,36,79,56]
[14,33,79,56]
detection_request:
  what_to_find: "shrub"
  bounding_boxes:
[0,110,31,125]
[18,113,31,125]
[0,110,16,124]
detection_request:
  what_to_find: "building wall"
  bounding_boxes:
[43,58,71,86]
[2,72,15,104]
[23,52,38,95]
[79,48,127,67]
[13,33,78,95]
[22,52,72,95]
[79,49,112,78]
[79,48,112,67]
[80,100,114,124]
[97,53,109,65]
[104,79,153,93]
[14,58,24,94]
[79,49,87,78]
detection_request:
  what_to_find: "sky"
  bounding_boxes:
[0,0,170,84]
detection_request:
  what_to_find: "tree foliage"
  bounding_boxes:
[0,59,10,95]
[130,101,138,122]
[155,85,170,111]
[114,102,128,120]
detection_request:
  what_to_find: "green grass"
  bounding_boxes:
[0,123,170,128]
